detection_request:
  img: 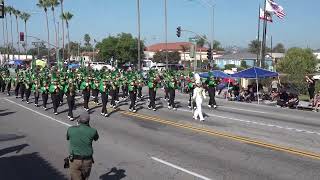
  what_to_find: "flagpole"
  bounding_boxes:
[256,4,261,66]
[259,0,267,68]
[262,0,269,69]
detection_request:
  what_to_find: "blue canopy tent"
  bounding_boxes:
[8,60,23,66]
[231,67,278,79]
[14,60,23,66]
[199,70,230,78]
[68,63,80,69]
[231,67,279,104]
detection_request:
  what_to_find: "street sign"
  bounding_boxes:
[32,41,44,46]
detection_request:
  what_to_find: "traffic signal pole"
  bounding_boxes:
[176,27,212,72]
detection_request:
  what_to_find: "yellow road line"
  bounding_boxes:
[121,111,320,161]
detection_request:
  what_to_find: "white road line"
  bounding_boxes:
[5,98,72,127]
[178,108,320,136]
[151,157,213,180]
[223,106,268,114]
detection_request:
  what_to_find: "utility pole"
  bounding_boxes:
[164,0,168,69]
[78,41,80,61]
[211,4,215,64]
[137,0,141,71]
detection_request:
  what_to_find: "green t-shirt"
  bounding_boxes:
[67,124,99,156]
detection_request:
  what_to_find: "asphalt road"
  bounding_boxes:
[1,89,320,180]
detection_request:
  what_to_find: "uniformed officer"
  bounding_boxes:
[49,79,61,115]
[32,80,41,107]
[40,81,50,110]
[80,78,91,111]
[128,78,137,112]
[206,76,217,109]
[100,79,109,117]
[67,112,99,180]
[91,79,100,105]
[168,78,178,110]
[147,77,157,111]
[65,80,76,121]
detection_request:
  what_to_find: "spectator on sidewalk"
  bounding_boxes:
[306,76,316,101]
[313,91,320,112]
[277,90,289,107]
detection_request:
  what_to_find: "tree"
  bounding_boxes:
[153,51,180,64]
[61,11,73,61]
[28,43,48,58]
[20,12,31,55]
[212,40,224,51]
[3,7,9,61]
[49,0,60,48]
[37,0,51,63]
[84,34,91,47]
[59,0,65,59]
[273,43,285,53]
[248,40,261,54]
[6,6,14,59]
[196,35,206,48]
[248,39,271,54]
[224,64,236,70]
[96,33,145,65]
[64,41,80,58]
[278,48,317,94]
[12,9,21,59]
[240,60,248,69]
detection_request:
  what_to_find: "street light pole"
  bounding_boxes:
[211,5,215,64]
[164,0,168,69]
[137,0,141,71]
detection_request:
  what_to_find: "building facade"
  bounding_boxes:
[145,42,223,62]
[215,52,274,70]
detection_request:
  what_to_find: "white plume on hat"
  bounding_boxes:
[194,73,201,84]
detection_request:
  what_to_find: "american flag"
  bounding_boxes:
[266,0,286,19]
[260,8,273,23]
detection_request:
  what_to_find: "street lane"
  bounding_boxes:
[1,92,320,180]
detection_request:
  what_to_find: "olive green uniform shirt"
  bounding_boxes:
[67,124,99,156]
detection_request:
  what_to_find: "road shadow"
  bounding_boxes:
[107,108,121,117]
[0,144,29,156]
[0,111,16,117]
[0,150,68,180]
[0,134,25,142]
[99,167,126,180]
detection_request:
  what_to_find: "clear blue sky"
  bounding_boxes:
[3,0,320,49]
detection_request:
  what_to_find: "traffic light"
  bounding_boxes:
[176,26,181,38]
[0,0,4,19]
[207,48,212,60]
[20,32,24,41]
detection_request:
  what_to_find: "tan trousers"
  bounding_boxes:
[69,159,93,180]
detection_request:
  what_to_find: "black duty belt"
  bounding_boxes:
[73,155,93,160]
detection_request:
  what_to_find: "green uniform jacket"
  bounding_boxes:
[67,124,99,156]
[99,83,109,94]
[80,82,91,91]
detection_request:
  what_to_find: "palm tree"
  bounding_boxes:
[49,0,60,50]
[61,11,73,62]
[37,0,51,64]
[60,0,65,60]
[1,9,7,62]
[4,7,10,61]
[12,9,21,60]
[6,6,14,60]
[20,12,31,56]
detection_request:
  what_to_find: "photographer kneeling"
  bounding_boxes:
[66,112,99,180]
